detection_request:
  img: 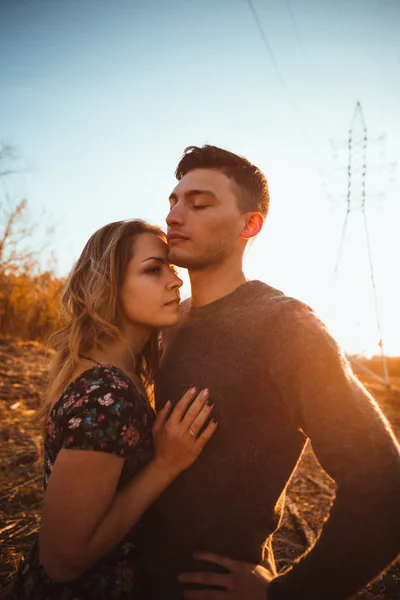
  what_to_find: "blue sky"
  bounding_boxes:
[1,0,399,354]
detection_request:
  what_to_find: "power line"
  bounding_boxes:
[285,0,304,55]
[245,0,325,179]
[245,0,295,114]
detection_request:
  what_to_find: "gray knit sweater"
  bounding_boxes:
[140,281,400,600]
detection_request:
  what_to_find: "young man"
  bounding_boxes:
[140,145,400,600]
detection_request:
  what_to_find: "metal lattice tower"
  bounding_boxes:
[335,102,390,386]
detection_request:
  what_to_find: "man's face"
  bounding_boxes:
[166,169,245,270]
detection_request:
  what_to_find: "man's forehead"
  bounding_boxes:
[171,168,233,197]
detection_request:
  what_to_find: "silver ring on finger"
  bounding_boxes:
[188,426,198,439]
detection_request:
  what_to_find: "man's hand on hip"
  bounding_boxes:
[178,551,275,599]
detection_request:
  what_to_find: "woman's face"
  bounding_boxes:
[119,233,183,330]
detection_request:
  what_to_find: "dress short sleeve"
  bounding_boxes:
[59,373,143,457]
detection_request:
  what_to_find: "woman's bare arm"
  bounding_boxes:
[40,388,217,581]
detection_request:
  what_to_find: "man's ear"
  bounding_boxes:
[241,213,264,240]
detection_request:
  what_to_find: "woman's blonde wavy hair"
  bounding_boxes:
[37,219,166,421]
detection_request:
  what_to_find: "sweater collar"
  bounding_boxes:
[185,280,266,318]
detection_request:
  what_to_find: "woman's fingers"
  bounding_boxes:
[181,389,210,429]
[152,387,217,475]
[168,388,199,425]
[195,417,218,447]
[186,395,214,437]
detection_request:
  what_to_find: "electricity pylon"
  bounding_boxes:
[335,101,390,387]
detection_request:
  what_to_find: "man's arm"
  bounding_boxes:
[267,303,400,600]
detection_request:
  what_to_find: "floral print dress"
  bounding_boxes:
[5,364,155,600]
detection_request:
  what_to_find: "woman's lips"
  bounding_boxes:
[165,298,180,306]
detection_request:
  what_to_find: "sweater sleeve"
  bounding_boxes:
[266,302,400,600]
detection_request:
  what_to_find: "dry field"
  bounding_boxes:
[0,337,399,598]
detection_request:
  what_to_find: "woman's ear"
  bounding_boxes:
[241,213,264,240]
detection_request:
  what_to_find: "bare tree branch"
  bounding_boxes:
[0,143,37,274]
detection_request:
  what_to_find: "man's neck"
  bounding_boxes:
[189,264,248,307]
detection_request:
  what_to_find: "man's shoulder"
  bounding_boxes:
[174,282,318,332]
[246,282,334,347]
[245,280,314,318]
[180,297,192,313]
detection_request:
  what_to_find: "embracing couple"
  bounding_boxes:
[6,145,400,600]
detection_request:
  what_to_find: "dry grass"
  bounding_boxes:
[0,271,64,341]
[0,337,399,597]
[0,338,48,585]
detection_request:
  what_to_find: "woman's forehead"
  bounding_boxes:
[132,232,168,260]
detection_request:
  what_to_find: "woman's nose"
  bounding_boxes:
[168,272,183,290]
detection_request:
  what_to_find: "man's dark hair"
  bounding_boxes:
[175,145,270,218]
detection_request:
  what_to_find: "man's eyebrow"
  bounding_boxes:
[186,189,216,200]
[141,257,165,264]
[169,189,217,201]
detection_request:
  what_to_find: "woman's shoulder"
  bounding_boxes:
[69,363,133,396]
[51,364,142,418]
[47,364,153,458]
[79,363,133,391]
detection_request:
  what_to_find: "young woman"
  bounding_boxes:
[6,220,217,600]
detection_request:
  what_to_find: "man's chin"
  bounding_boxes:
[168,249,189,268]
[168,248,207,270]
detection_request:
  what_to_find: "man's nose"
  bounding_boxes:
[166,203,184,227]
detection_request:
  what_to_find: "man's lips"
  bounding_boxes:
[167,233,189,243]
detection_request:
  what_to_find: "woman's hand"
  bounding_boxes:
[178,551,276,599]
[39,388,216,583]
[152,388,217,477]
